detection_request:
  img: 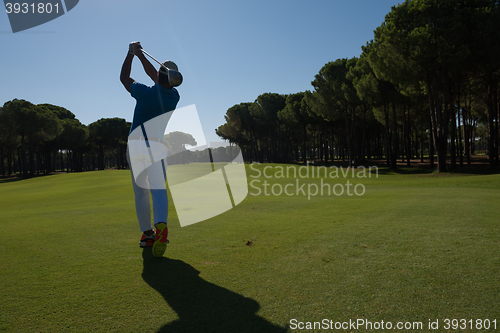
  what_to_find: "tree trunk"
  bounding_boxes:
[361,107,367,162]
[302,124,307,163]
[20,135,28,178]
[0,147,4,176]
[487,83,499,167]
[464,107,470,165]
[7,150,12,177]
[391,101,398,169]
[29,136,35,177]
[471,115,476,155]
[98,144,104,170]
[420,108,424,163]
[427,77,447,172]
[429,115,434,168]
[406,104,411,166]
[450,105,457,169]
[458,105,464,167]
[497,86,500,164]
[384,103,391,167]
[343,108,353,167]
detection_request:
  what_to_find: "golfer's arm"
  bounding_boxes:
[120,53,135,93]
[137,53,158,84]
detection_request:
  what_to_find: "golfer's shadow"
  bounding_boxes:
[142,248,289,333]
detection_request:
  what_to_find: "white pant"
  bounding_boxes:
[128,154,168,232]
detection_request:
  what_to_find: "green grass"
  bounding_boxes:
[1,165,499,332]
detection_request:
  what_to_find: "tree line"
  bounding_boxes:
[216,0,500,172]
[0,99,131,178]
[0,100,239,178]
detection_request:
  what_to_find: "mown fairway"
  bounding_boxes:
[1,164,499,332]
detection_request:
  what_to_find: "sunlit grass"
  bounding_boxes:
[1,165,499,332]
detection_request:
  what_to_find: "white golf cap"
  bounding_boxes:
[159,60,182,87]
[167,70,183,87]
[159,60,178,74]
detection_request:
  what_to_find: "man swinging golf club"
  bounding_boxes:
[120,41,182,257]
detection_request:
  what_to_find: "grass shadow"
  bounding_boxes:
[373,165,500,176]
[374,167,435,176]
[0,173,58,184]
[142,248,289,333]
[0,175,24,184]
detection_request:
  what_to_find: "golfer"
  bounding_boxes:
[120,41,181,257]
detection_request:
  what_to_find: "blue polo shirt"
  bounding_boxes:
[129,82,180,134]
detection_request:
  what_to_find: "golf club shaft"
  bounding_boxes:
[141,49,168,71]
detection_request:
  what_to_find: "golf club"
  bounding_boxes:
[141,48,183,87]
[140,49,165,69]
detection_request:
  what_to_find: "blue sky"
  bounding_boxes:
[1,0,401,144]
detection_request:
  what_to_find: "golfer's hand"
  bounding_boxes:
[133,42,143,56]
[129,41,142,55]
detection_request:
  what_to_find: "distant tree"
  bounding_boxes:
[39,103,76,120]
[250,93,287,162]
[164,131,197,155]
[164,131,197,165]
[216,103,249,156]
[213,0,499,169]
[471,1,500,167]
[371,0,488,171]
[1,99,61,177]
[310,58,360,166]
[88,118,129,170]
[56,118,88,172]
[34,104,62,175]
[278,92,309,162]
[0,105,20,176]
[348,54,389,163]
